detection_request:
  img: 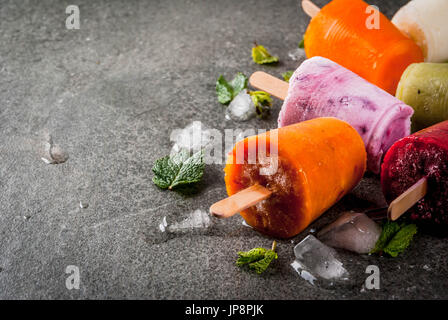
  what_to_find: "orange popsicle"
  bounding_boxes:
[304,0,424,95]
[224,117,366,238]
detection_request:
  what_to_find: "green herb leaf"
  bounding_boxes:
[252,44,279,65]
[370,221,417,257]
[216,73,248,105]
[249,250,278,274]
[282,71,294,82]
[229,72,248,98]
[216,75,234,105]
[236,241,277,274]
[370,221,401,254]
[298,38,305,49]
[249,90,273,119]
[383,224,417,257]
[152,149,205,190]
[236,248,267,266]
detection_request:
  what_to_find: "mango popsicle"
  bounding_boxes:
[381,120,448,232]
[396,62,448,132]
[392,0,448,63]
[224,117,366,238]
[304,0,424,95]
[278,56,414,174]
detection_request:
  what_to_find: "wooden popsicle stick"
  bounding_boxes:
[302,0,320,18]
[387,177,428,221]
[249,71,289,100]
[210,184,272,218]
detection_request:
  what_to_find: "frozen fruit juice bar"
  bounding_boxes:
[304,0,424,94]
[224,117,366,238]
[392,0,448,63]
[279,56,414,174]
[396,62,448,131]
[381,120,448,231]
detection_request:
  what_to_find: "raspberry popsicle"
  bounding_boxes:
[278,56,414,174]
[303,0,424,94]
[392,0,448,63]
[396,63,448,132]
[214,117,366,239]
[381,120,448,231]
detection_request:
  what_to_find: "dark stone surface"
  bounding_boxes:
[0,0,446,299]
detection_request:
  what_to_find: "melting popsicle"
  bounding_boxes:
[211,117,366,238]
[392,0,448,63]
[250,56,414,174]
[381,120,448,231]
[396,62,448,132]
[302,0,424,94]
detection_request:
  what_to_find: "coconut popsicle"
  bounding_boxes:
[304,0,424,95]
[392,0,448,63]
[278,56,414,174]
[381,120,448,232]
[396,62,448,132]
[224,117,366,238]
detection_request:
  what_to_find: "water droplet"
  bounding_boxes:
[79,201,89,209]
[40,135,68,164]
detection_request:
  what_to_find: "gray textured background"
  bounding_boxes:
[0,0,447,299]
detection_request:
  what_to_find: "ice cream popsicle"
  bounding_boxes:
[278,56,414,174]
[221,117,366,238]
[396,62,448,131]
[381,120,448,231]
[392,0,448,63]
[303,0,424,94]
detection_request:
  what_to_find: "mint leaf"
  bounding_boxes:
[249,250,278,274]
[282,71,294,82]
[152,149,205,190]
[249,90,272,119]
[298,38,305,49]
[370,221,401,254]
[216,73,248,105]
[371,221,417,257]
[229,72,248,98]
[236,241,277,274]
[236,248,267,266]
[216,75,234,104]
[383,224,417,257]
[252,44,279,65]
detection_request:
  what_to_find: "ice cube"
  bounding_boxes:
[170,121,215,155]
[161,209,212,233]
[225,90,256,122]
[288,48,306,61]
[318,212,382,254]
[292,235,349,281]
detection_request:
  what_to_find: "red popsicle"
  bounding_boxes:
[381,120,448,231]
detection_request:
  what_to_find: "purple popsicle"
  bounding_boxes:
[278,57,414,174]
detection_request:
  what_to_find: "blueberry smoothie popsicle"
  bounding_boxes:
[278,57,414,174]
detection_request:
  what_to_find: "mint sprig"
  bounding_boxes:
[282,71,294,82]
[236,241,278,274]
[152,149,205,190]
[216,72,248,105]
[249,91,272,119]
[370,221,417,257]
[252,44,279,65]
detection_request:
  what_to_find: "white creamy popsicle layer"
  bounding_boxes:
[278,57,414,174]
[392,0,448,63]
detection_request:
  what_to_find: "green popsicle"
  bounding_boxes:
[396,63,448,132]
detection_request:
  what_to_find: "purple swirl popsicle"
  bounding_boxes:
[278,57,414,174]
